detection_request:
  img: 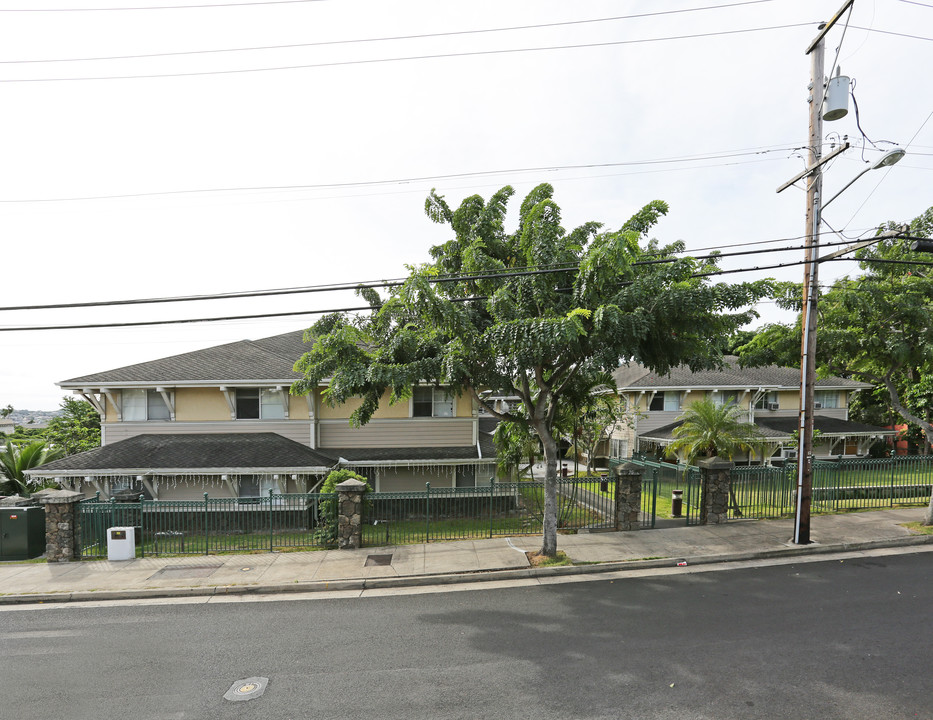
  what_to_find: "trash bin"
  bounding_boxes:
[671,490,684,518]
[107,526,136,561]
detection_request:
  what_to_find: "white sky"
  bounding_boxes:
[1,0,931,410]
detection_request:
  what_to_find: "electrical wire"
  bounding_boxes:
[1,251,917,333]
[843,106,933,229]
[0,1,783,65]
[849,25,933,43]
[0,22,815,83]
[0,145,804,204]
[0,234,884,314]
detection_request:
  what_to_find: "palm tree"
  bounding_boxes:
[0,441,64,496]
[665,398,765,465]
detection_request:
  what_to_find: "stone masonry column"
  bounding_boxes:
[698,457,734,525]
[335,478,367,549]
[615,463,644,531]
[38,490,85,562]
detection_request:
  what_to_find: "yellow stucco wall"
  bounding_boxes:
[316,388,473,420]
[176,388,230,421]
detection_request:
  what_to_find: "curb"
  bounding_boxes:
[2,534,931,606]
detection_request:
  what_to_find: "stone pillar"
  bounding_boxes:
[38,490,84,562]
[614,463,644,531]
[335,478,367,550]
[698,457,734,525]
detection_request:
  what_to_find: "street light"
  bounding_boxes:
[822,148,907,209]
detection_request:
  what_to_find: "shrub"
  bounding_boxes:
[313,469,372,547]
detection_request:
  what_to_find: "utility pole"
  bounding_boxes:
[793,0,854,545]
[793,28,825,545]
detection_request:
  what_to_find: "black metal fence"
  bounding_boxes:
[78,492,337,559]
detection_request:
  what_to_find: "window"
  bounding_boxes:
[814,390,839,409]
[710,391,739,408]
[235,389,260,419]
[755,392,779,410]
[455,466,475,488]
[235,388,286,419]
[238,475,277,499]
[610,438,629,459]
[109,476,152,499]
[413,387,454,417]
[260,388,286,419]
[649,392,681,411]
[123,389,171,421]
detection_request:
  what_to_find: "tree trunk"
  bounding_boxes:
[536,423,559,556]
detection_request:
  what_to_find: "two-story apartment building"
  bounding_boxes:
[604,357,894,464]
[28,330,497,499]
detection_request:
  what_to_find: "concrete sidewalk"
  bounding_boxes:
[1,508,930,605]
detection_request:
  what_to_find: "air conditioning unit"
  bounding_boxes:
[814,401,823,409]
[767,402,779,411]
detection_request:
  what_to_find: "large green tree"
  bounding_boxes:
[739,206,933,523]
[43,397,101,455]
[293,184,769,555]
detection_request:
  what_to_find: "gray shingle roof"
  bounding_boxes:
[28,433,337,474]
[755,415,896,437]
[614,356,869,390]
[60,330,312,386]
[639,415,893,442]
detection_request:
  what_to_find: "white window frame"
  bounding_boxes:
[710,390,739,408]
[814,390,839,409]
[412,387,455,418]
[755,391,779,410]
[122,389,171,422]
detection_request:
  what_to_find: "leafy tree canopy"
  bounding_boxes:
[2,398,101,456]
[737,206,933,523]
[293,184,770,554]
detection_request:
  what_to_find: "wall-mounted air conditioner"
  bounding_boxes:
[814,401,822,409]
[767,402,779,411]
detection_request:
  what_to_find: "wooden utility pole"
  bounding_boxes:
[793,0,854,544]
[794,30,825,545]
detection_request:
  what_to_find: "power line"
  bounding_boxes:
[849,25,933,43]
[0,22,814,83]
[0,145,803,204]
[0,0,328,11]
[0,252,908,333]
[0,1,782,64]
[0,234,876,314]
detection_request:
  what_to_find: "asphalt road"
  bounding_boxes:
[2,551,931,720]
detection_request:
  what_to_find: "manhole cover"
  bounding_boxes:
[224,676,268,702]
[365,554,393,567]
[150,565,221,579]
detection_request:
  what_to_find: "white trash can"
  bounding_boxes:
[107,526,136,561]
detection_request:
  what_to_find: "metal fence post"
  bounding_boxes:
[425,482,431,543]
[204,492,209,556]
[269,487,274,552]
[651,468,658,529]
[489,477,495,538]
[139,495,145,559]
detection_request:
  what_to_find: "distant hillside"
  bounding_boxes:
[4,409,60,426]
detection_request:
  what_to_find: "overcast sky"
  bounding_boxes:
[2,0,931,410]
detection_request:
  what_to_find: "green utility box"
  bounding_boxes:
[0,506,46,560]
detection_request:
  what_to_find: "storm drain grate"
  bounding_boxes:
[365,553,393,566]
[150,565,221,579]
